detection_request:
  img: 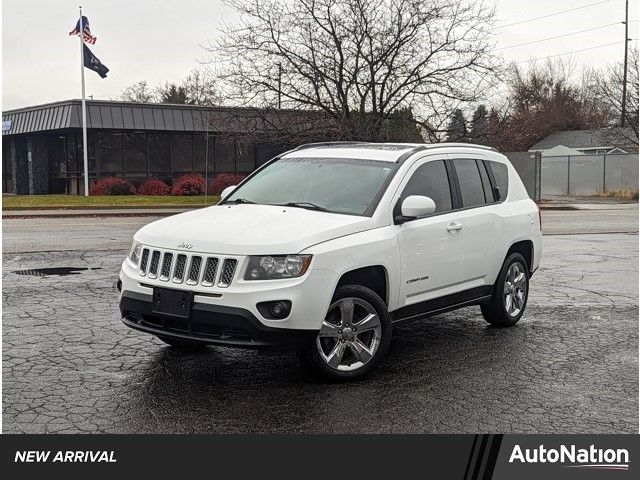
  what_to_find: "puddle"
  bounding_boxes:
[12,267,103,277]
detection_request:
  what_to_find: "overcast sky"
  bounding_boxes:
[2,0,638,110]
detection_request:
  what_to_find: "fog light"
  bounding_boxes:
[257,300,292,320]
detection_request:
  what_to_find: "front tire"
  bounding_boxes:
[481,252,529,327]
[301,285,392,381]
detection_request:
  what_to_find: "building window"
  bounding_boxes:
[214,137,235,172]
[235,139,254,172]
[171,134,194,172]
[98,132,123,174]
[147,133,171,174]
[123,132,147,174]
[193,133,215,174]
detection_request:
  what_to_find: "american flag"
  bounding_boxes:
[69,16,97,44]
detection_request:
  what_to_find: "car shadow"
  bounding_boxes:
[119,307,529,433]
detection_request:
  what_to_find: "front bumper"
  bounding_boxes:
[120,291,318,350]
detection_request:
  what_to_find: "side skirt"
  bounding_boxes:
[391,286,493,326]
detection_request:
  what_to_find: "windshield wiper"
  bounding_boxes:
[226,198,256,204]
[280,202,330,212]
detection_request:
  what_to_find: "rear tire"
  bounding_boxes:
[301,285,392,382]
[481,252,529,327]
[156,335,208,349]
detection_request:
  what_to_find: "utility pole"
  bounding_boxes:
[621,0,629,126]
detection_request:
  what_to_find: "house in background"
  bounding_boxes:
[529,127,638,157]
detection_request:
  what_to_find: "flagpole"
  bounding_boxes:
[79,6,89,196]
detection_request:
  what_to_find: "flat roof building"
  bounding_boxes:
[2,99,307,195]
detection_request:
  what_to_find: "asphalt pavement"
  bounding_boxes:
[2,205,638,433]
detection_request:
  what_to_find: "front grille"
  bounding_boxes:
[202,258,219,286]
[139,249,150,274]
[135,246,238,288]
[187,256,203,284]
[149,251,161,277]
[218,259,237,287]
[173,254,187,282]
[160,252,173,280]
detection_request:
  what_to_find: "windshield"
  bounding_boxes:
[224,157,396,216]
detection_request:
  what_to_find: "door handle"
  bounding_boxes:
[446,222,463,232]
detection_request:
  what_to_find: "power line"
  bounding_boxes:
[515,40,627,64]
[498,22,620,50]
[497,0,614,29]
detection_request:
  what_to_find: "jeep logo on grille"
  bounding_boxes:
[177,242,194,250]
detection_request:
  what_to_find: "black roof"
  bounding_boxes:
[2,99,319,136]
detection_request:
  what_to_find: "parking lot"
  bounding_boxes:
[2,206,638,433]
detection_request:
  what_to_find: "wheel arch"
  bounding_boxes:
[335,265,389,306]
[505,240,534,274]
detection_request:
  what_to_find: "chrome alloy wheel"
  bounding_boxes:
[316,297,382,372]
[503,262,527,317]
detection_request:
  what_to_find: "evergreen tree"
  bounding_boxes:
[446,109,468,142]
[469,104,488,144]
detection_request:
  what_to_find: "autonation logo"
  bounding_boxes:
[509,444,630,471]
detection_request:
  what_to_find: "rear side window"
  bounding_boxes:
[452,159,485,208]
[476,160,494,203]
[399,160,453,213]
[486,161,509,201]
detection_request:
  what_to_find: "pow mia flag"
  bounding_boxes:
[83,44,109,78]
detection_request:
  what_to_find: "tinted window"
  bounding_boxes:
[235,140,254,172]
[123,132,147,173]
[453,158,485,208]
[148,133,171,173]
[215,139,235,172]
[98,132,123,173]
[171,134,193,172]
[399,160,452,213]
[487,161,508,201]
[476,160,494,203]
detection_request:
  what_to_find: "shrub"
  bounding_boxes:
[90,177,136,196]
[171,174,206,196]
[138,179,171,196]
[210,173,247,195]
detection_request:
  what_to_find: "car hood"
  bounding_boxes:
[136,204,374,255]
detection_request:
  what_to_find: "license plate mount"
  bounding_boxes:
[152,287,193,319]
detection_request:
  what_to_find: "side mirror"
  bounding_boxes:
[396,195,436,224]
[220,185,237,201]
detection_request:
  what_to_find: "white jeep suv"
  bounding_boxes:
[119,142,541,380]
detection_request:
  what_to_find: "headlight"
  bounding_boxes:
[128,240,142,265]
[245,255,312,280]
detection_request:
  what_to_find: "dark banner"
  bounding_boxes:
[0,434,637,478]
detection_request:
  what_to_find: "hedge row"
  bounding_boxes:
[89,173,247,196]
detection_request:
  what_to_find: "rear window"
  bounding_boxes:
[486,161,508,201]
[452,159,485,208]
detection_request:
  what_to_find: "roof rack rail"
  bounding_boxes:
[293,141,371,151]
[436,142,498,152]
[293,141,498,152]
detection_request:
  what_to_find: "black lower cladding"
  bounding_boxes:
[120,290,317,350]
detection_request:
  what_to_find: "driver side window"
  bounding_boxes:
[398,160,453,215]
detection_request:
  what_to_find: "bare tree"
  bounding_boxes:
[589,47,639,144]
[207,0,498,141]
[494,59,611,151]
[119,70,221,105]
[120,80,156,102]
